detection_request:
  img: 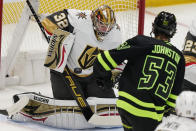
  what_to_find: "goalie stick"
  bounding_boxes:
[26,0,50,43]
[0,96,29,116]
[26,0,121,126]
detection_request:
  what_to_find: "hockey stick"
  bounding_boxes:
[0,96,29,116]
[61,67,94,121]
[26,0,122,126]
[63,68,122,126]
[26,0,50,43]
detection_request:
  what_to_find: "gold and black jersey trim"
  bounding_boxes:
[184,55,196,64]
[41,18,58,35]
[42,9,74,34]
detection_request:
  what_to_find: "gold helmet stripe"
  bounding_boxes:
[99,8,107,23]
[107,7,113,24]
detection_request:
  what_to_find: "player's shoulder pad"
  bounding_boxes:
[46,9,74,33]
[66,9,92,30]
[182,32,196,58]
[186,31,196,41]
[125,35,142,45]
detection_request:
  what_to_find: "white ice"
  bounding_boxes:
[0,3,196,131]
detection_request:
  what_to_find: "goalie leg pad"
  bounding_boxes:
[11,92,120,129]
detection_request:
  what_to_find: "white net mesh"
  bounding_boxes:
[1,0,145,86]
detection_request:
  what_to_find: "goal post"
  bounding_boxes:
[0,0,2,64]
[0,0,145,87]
[0,0,3,88]
[138,0,145,35]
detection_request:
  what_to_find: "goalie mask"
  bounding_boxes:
[152,11,177,39]
[175,91,196,119]
[91,5,116,41]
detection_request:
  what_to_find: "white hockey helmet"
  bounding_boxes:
[175,91,196,119]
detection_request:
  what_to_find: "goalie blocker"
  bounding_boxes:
[44,29,75,73]
[10,92,121,129]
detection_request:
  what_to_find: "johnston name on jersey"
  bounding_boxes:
[42,9,122,76]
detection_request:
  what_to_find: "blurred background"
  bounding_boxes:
[144,0,196,50]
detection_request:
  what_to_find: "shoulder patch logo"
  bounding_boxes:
[76,12,87,19]
[117,42,130,50]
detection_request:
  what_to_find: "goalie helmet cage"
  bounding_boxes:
[0,0,145,88]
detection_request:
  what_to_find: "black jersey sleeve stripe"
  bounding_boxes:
[101,51,115,70]
[97,54,111,71]
[104,51,118,68]
[97,51,118,71]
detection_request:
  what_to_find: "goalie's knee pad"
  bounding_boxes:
[11,109,95,129]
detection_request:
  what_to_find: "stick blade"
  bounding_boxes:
[88,114,122,127]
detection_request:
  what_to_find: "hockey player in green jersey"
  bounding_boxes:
[93,11,185,131]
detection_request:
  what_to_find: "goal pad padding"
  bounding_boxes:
[11,92,121,129]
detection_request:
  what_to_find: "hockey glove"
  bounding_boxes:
[96,77,114,90]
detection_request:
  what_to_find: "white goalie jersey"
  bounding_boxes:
[42,9,122,76]
[155,115,196,131]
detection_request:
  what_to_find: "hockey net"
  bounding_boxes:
[0,0,145,87]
